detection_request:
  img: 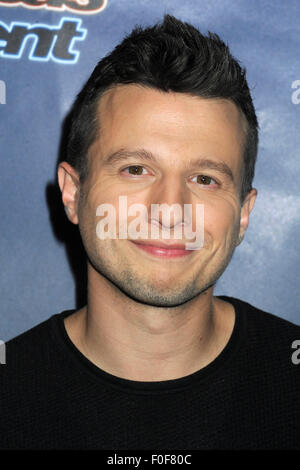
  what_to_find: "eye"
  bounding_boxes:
[122,165,148,176]
[191,175,218,186]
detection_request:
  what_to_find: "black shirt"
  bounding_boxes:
[0,296,299,449]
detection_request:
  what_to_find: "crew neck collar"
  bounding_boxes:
[51,295,246,394]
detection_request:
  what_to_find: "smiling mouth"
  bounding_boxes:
[129,240,195,258]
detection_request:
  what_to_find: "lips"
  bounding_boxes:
[129,239,194,258]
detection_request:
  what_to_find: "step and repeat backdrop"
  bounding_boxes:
[0,0,299,340]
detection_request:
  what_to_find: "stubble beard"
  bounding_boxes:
[77,189,239,308]
[83,235,238,308]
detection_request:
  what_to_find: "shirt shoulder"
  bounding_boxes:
[220,295,300,368]
[221,295,300,332]
[2,310,74,370]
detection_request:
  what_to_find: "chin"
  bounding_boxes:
[116,278,202,307]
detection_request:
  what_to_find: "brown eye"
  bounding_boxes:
[197,175,214,185]
[126,166,144,175]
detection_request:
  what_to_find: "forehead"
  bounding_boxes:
[92,84,246,176]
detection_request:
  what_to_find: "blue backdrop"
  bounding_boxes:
[1,0,300,341]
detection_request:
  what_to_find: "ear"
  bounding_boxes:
[57,162,80,225]
[237,188,257,245]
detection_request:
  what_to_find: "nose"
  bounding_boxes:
[148,175,191,231]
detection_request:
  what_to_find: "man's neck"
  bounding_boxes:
[64,266,235,382]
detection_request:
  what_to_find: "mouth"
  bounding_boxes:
[129,240,195,258]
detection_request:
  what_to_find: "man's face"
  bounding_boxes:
[74,84,256,307]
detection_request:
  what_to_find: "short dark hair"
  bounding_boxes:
[66,14,258,203]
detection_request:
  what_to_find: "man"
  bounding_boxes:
[1,15,299,450]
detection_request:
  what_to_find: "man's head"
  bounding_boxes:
[66,14,258,204]
[58,15,258,307]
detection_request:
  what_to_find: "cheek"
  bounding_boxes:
[77,195,95,244]
[77,184,107,243]
[80,181,117,224]
[204,199,240,242]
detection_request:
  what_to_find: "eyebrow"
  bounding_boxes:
[102,148,234,182]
